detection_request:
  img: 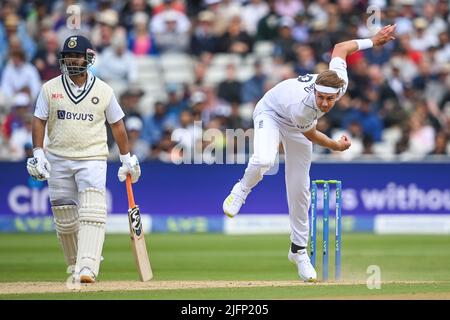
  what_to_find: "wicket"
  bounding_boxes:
[310,179,342,281]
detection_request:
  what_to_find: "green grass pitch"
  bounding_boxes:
[0,233,449,299]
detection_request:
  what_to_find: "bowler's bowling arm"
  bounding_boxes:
[303,127,348,152]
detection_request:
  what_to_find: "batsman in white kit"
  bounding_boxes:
[26,35,141,283]
[223,26,396,281]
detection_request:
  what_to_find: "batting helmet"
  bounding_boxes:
[59,35,95,76]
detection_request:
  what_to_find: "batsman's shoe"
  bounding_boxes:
[288,249,317,282]
[66,265,76,275]
[79,267,96,283]
[223,182,250,218]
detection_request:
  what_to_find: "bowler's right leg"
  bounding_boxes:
[223,113,280,217]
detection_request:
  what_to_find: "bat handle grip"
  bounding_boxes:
[126,174,136,208]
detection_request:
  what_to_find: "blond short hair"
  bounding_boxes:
[316,70,345,89]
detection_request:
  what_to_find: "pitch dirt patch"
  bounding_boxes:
[0,280,446,295]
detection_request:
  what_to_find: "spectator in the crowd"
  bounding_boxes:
[434,31,450,65]
[241,60,267,104]
[190,10,218,57]
[52,1,92,45]
[367,65,398,108]
[1,45,41,101]
[308,19,334,63]
[119,0,152,32]
[217,15,253,55]
[32,31,60,81]
[415,99,442,134]
[294,44,316,74]
[128,12,158,56]
[151,128,177,162]
[364,43,392,66]
[152,10,191,53]
[331,121,364,160]
[171,110,203,160]
[91,9,119,54]
[273,16,297,63]
[241,0,269,36]
[327,93,353,129]
[224,102,245,130]
[0,13,37,65]
[256,0,282,41]
[393,0,415,36]
[25,0,51,42]
[218,0,242,18]
[120,87,145,119]
[291,13,310,44]
[153,0,186,15]
[397,33,423,66]
[193,60,208,86]
[189,90,208,120]
[165,83,189,122]
[2,93,31,141]
[342,97,384,142]
[410,17,439,52]
[406,112,436,156]
[362,134,376,156]
[96,28,138,84]
[275,0,304,18]
[422,1,447,37]
[439,74,450,111]
[217,64,242,104]
[412,58,436,91]
[428,130,449,155]
[306,0,329,28]
[9,113,32,161]
[142,101,177,147]
[203,0,229,37]
[385,58,409,99]
[437,0,449,20]
[201,85,232,123]
[109,116,150,161]
[312,117,332,154]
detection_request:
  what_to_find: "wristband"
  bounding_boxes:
[355,39,373,51]
[33,147,45,158]
[120,152,131,163]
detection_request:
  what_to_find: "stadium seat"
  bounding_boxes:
[254,41,274,58]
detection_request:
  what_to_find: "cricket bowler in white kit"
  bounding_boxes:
[223,25,396,281]
[26,35,141,283]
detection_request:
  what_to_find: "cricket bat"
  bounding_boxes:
[126,174,153,281]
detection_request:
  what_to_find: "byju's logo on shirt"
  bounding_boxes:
[57,110,94,121]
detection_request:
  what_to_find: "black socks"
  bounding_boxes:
[291,243,306,253]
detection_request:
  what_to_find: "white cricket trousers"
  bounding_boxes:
[46,152,107,205]
[241,112,312,247]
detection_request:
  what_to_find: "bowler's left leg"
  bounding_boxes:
[280,127,317,281]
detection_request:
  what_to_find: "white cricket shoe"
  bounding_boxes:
[223,182,250,218]
[79,267,96,284]
[66,265,76,275]
[288,249,317,282]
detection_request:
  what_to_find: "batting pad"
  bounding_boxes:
[52,205,79,266]
[77,188,107,277]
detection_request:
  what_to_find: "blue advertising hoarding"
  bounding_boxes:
[1,161,449,233]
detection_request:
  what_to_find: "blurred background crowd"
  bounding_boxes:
[0,0,449,163]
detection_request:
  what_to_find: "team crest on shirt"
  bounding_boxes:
[91,97,99,104]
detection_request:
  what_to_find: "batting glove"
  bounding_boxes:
[118,153,141,183]
[26,148,51,181]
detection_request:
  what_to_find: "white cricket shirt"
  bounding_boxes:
[254,57,348,132]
